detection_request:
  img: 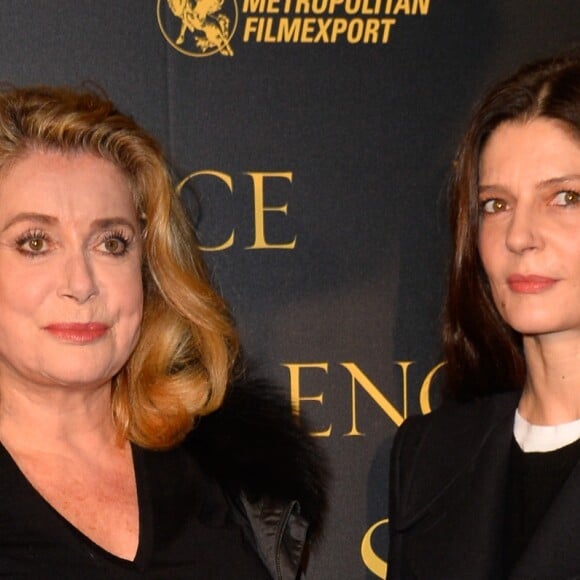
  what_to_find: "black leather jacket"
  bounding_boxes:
[184,376,328,579]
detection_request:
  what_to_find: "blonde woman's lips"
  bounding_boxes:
[43,322,109,344]
[507,274,558,293]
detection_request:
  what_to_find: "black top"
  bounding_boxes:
[503,435,580,574]
[0,441,271,579]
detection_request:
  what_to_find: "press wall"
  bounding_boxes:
[2,3,579,577]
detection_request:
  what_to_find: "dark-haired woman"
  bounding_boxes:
[388,51,580,579]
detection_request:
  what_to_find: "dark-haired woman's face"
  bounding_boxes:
[478,118,580,338]
[0,150,143,394]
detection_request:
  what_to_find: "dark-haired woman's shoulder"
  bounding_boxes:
[389,390,519,523]
[391,390,519,483]
[398,390,519,454]
[387,390,520,579]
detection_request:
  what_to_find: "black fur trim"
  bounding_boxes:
[184,375,329,543]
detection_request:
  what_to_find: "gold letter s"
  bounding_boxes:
[361,518,388,578]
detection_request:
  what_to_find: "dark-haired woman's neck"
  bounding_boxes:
[519,332,580,425]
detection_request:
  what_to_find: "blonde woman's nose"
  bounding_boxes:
[56,250,98,303]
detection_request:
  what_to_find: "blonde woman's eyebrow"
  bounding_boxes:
[1,212,57,232]
[1,214,138,234]
[90,217,138,232]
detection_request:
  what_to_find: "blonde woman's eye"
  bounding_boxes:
[105,239,121,253]
[27,238,45,251]
[553,190,580,206]
[480,198,507,214]
[15,231,49,256]
[99,233,130,256]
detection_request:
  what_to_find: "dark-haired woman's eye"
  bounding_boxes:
[553,190,580,206]
[480,198,507,214]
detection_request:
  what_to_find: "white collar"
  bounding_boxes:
[514,409,580,452]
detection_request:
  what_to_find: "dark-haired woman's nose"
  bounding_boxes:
[505,206,543,254]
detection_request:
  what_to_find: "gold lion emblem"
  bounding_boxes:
[166,0,234,56]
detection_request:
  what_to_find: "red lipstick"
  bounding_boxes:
[507,275,558,294]
[44,322,109,344]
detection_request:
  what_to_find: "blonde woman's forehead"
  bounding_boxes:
[0,150,140,228]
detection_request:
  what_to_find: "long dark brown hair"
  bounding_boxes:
[443,49,580,400]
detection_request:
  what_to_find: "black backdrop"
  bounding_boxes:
[1,2,579,577]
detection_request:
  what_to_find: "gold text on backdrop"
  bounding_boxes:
[243,17,395,42]
[177,170,297,250]
[361,518,388,579]
[284,361,445,436]
[158,0,430,55]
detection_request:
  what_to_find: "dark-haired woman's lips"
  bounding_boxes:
[507,274,558,293]
[43,322,110,344]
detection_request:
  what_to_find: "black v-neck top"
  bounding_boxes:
[0,442,271,578]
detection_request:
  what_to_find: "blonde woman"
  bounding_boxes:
[0,86,326,578]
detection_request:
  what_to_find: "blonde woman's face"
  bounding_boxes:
[0,150,143,394]
[478,118,580,338]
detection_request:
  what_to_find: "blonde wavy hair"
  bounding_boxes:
[0,85,239,448]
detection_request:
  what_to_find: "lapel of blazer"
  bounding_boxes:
[511,448,580,579]
[439,398,515,579]
[405,393,518,580]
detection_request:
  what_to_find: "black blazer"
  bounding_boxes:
[388,391,580,580]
